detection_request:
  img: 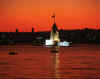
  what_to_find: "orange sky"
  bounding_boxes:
[0,0,99,32]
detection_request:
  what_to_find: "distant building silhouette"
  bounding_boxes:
[0,28,100,45]
[16,28,19,33]
[32,27,34,33]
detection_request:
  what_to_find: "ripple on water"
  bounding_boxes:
[71,68,96,70]
[14,76,32,79]
[0,62,10,65]
[0,73,8,77]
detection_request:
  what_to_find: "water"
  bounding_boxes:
[0,44,100,79]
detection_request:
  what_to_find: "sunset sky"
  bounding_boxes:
[0,0,99,32]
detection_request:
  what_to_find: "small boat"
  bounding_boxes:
[9,51,18,55]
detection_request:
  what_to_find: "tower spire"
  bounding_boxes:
[51,13,56,24]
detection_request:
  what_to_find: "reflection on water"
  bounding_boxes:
[51,52,60,79]
[0,45,100,79]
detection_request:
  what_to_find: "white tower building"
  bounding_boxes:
[45,13,70,46]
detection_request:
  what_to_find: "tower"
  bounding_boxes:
[45,13,70,46]
[50,13,60,43]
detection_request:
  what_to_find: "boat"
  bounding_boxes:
[9,51,18,55]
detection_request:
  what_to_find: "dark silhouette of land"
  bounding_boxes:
[0,28,100,45]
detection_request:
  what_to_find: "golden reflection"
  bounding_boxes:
[51,52,60,79]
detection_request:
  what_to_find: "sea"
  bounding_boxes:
[0,44,100,79]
